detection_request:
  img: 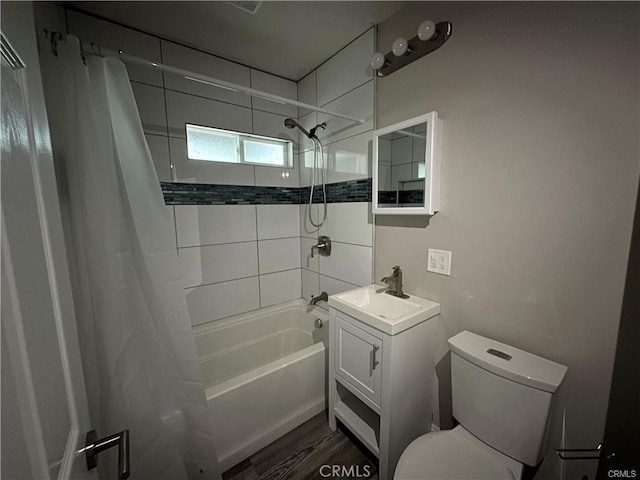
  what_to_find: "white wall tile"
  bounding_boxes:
[318,81,373,144]
[186,277,260,326]
[250,69,297,117]
[145,134,171,182]
[165,90,252,138]
[320,203,373,246]
[301,268,320,301]
[300,237,319,271]
[259,269,302,307]
[67,11,163,86]
[320,131,372,184]
[300,204,322,238]
[169,137,255,185]
[251,110,297,145]
[258,238,301,274]
[178,242,258,288]
[297,111,318,153]
[161,40,251,107]
[174,205,257,247]
[297,71,317,117]
[256,205,300,239]
[316,29,374,106]
[319,274,360,297]
[319,242,372,286]
[131,83,167,136]
[254,163,299,188]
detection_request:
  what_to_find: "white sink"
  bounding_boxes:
[328,285,440,335]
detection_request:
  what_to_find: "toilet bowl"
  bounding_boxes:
[394,426,522,480]
[394,331,567,480]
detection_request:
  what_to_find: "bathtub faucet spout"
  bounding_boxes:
[310,292,328,306]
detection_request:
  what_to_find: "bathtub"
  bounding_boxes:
[193,299,329,469]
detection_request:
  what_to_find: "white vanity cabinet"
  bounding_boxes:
[328,306,439,480]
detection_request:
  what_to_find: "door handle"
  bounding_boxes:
[372,344,380,370]
[85,429,130,479]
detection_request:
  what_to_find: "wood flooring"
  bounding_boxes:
[222,412,379,480]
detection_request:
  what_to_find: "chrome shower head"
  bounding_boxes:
[283,118,321,140]
[284,118,300,130]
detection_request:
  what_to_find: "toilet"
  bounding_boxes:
[394,330,568,480]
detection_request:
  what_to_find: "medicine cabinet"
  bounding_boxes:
[373,111,442,215]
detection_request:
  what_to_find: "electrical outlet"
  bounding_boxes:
[427,249,452,275]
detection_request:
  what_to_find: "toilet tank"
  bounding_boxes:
[448,331,568,466]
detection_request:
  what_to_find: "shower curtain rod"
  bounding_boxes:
[67,34,366,125]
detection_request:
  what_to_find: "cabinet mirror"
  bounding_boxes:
[373,111,442,215]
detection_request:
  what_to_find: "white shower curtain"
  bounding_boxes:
[40,36,217,479]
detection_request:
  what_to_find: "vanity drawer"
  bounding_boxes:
[334,314,384,406]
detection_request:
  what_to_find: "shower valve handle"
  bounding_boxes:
[310,236,331,258]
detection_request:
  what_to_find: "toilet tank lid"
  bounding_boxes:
[448,331,568,393]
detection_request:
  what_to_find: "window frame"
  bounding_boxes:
[185,123,294,169]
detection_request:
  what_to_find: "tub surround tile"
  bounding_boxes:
[316,29,374,107]
[161,179,372,205]
[297,71,317,118]
[131,83,167,136]
[300,237,320,272]
[174,205,257,247]
[163,183,301,205]
[169,137,256,186]
[319,202,373,247]
[67,11,163,87]
[250,69,298,118]
[301,269,321,301]
[178,242,259,288]
[253,162,300,188]
[258,238,302,274]
[299,179,372,204]
[185,277,260,326]
[165,90,252,138]
[259,269,302,308]
[257,205,301,240]
[319,274,361,297]
[145,134,171,182]
[319,242,372,287]
[161,40,251,108]
[317,81,374,145]
[251,109,298,145]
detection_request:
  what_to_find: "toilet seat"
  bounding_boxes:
[394,427,520,480]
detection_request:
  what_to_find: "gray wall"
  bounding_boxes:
[374,3,639,479]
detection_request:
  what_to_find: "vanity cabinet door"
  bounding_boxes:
[334,314,384,406]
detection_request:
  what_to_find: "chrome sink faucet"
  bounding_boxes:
[381,266,409,299]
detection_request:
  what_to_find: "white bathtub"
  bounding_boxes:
[193,299,328,469]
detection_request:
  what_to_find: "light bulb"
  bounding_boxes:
[392,37,409,56]
[418,20,436,41]
[370,52,386,70]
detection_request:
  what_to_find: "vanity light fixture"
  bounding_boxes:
[371,20,453,77]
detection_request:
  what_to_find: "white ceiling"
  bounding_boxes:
[65,1,405,81]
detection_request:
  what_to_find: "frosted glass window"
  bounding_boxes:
[186,125,239,163]
[243,139,286,166]
[186,124,292,168]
